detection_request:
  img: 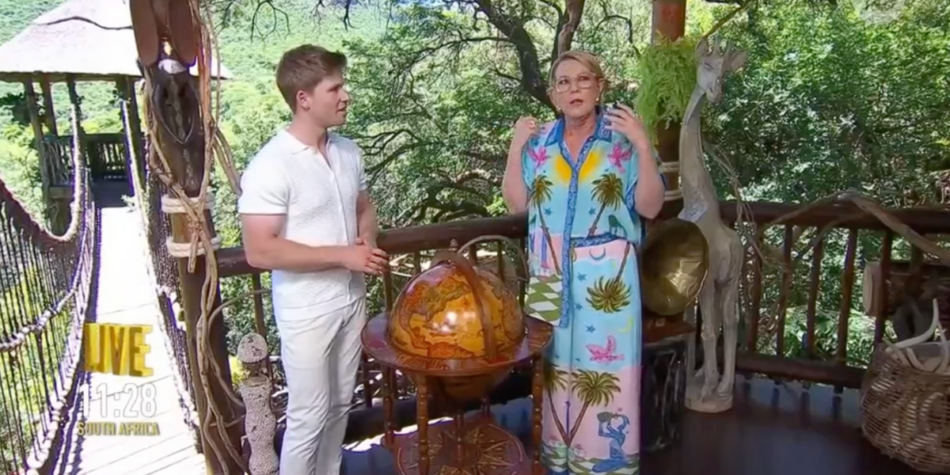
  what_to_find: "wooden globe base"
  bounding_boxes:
[362,313,553,475]
[391,413,530,475]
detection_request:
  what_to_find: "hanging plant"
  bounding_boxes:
[633,35,698,143]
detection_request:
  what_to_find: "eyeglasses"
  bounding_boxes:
[552,74,598,92]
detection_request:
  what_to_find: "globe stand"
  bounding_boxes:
[362,314,553,475]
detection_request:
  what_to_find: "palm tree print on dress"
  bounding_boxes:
[587,173,624,237]
[530,173,561,274]
[543,363,622,447]
[585,242,633,313]
[568,370,620,445]
[543,359,570,442]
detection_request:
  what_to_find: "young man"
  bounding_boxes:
[237,44,387,475]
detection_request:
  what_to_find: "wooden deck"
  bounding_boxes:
[42,182,927,475]
[338,377,926,475]
[51,190,205,475]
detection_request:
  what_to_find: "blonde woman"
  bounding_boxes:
[502,51,665,474]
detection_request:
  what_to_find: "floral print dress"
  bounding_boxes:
[522,110,665,475]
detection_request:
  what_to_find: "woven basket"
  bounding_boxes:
[861,342,950,473]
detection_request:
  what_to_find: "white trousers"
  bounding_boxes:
[275,298,366,475]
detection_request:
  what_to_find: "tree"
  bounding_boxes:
[587,172,624,236]
[568,369,620,444]
[212,0,654,224]
[530,173,561,273]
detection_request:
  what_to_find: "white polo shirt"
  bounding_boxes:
[237,129,367,319]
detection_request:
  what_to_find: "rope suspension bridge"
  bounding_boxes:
[0,113,204,474]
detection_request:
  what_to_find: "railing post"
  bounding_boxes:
[140,57,243,474]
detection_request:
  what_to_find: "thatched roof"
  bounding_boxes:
[0,0,231,83]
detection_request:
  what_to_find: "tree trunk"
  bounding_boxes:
[537,202,562,274]
[615,241,632,281]
[588,203,608,237]
[567,400,592,444]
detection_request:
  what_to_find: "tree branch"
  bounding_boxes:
[367,140,439,185]
[593,1,635,47]
[703,0,757,40]
[555,0,587,58]
[470,0,554,111]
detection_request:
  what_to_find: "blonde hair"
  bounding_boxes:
[276,44,347,112]
[548,50,608,87]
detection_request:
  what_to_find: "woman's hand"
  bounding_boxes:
[605,104,650,150]
[512,116,539,150]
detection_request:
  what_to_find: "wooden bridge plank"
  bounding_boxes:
[53,202,204,475]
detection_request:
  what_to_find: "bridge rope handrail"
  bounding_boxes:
[0,110,90,343]
[0,109,97,474]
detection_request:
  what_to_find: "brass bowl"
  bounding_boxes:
[640,218,710,316]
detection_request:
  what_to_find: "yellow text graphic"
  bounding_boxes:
[83,323,153,376]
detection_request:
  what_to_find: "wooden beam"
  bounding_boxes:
[23,81,48,188]
[146,62,243,474]
[651,0,688,217]
[117,78,146,188]
[217,200,950,278]
[217,213,529,277]
[23,80,53,228]
[65,75,87,171]
[39,75,57,136]
[652,0,688,43]
[735,352,865,388]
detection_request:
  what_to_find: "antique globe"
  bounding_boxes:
[386,250,527,402]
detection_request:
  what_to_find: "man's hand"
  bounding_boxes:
[344,240,388,275]
[355,236,377,249]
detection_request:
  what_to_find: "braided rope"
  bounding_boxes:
[12,109,99,474]
[161,193,222,257]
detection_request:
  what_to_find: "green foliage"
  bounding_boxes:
[0,124,44,217]
[634,36,699,141]
[705,0,950,205]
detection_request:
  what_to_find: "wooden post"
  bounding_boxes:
[40,75,57,136]
[65,75,88,170]
[146,60,243,474]
[652,0,687,217]
[117,77,146,192]
[23,80,50,213]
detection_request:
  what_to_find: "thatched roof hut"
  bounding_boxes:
[0,0,231,83]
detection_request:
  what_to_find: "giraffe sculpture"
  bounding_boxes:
[679,37,747,413]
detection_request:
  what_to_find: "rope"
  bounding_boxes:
[659,161,679,173]
[161,192,216,213]
[160,193,222,257]
[166,236,222,257]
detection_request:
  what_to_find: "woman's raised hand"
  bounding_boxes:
[605,104,650,150]
[512,116,539,149]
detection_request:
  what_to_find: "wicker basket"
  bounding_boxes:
[861,341,950,473]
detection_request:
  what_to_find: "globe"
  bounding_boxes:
[388,251,525,360]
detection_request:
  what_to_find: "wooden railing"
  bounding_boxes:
[212,199,950,442]
[41,133,135,185]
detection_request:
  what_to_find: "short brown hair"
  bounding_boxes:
[276,45,347,111]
